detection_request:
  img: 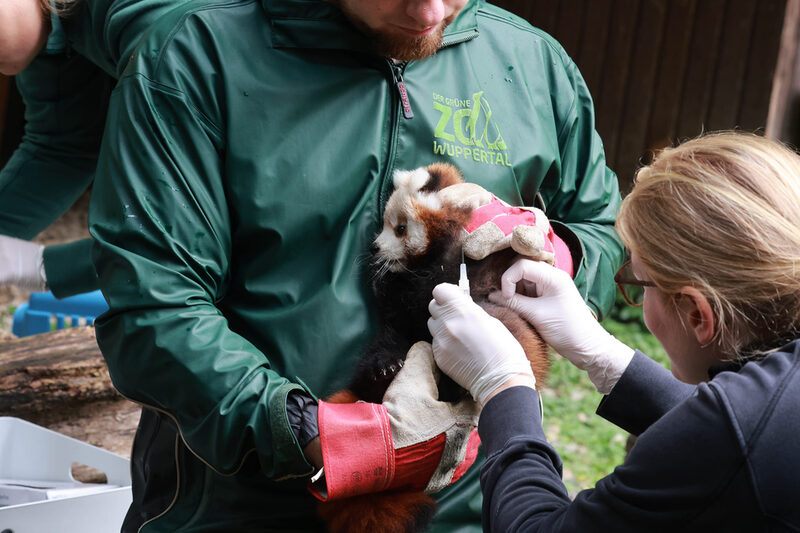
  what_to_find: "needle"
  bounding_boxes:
[459,248,470,296]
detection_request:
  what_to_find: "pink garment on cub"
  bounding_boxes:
[465,196,573,277]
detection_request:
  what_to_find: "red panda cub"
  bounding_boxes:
[317,163,550,533]
[353,162,549,403]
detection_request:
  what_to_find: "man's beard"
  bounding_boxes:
[368,26,445,61]
[333,2,448,61]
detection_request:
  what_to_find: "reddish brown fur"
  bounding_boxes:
[318,490,437,533]
[324,389,360,404]
[416,204,471,237]
[482,303,550,387]
[424,162,466,190]
[412,202,470,262]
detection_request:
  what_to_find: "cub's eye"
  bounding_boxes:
[395,225,406,237]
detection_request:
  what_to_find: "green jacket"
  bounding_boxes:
[90,0,624,530]
[0,0,186,297]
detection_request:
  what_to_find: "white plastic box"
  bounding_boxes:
[0,417,132,532]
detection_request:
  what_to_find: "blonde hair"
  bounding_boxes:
[617,131,800,358]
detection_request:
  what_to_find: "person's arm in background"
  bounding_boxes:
[539,48,625,320]
[0,45,113,296]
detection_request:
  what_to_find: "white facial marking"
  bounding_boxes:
[403,214,427,257]
[374,192,430,271]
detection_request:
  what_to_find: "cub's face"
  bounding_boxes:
[373,186,440,272]
[371,163,467,274]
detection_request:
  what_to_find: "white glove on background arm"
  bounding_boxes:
[0,235,47,292]
[489,259,634,394]
[428,283,535,406]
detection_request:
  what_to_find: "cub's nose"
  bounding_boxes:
[369,241,380,255]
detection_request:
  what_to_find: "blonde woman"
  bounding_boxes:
[0,0,189,297]
[429,131,800,531]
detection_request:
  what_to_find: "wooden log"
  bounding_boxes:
[0,327,140,481]
[0,327,117,410]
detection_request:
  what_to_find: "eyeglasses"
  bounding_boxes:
[614,259,656,307]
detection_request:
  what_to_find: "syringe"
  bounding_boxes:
[459,248,470,296]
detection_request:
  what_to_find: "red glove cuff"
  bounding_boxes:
[450,429,481,485]
[311,400,395,501]
[310,400,457,501]
[392,433,445,491]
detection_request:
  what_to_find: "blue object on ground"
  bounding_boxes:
[11,290,108,337]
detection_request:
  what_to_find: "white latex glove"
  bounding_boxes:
[428,283,535,406]
[489,259,634,394]
[0,235,46,292]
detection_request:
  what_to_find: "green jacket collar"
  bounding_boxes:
[262,0,479,52]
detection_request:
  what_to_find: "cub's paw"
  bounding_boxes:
[352,354,405,403]
[371,354,405,382]
[362,357,405,403]
[350,330,412,403]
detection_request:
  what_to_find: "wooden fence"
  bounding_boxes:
[493,0,788,190]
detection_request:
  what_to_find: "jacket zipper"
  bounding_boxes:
[377,60,410,219]
[391,61,414,119]
[137,435,181,533]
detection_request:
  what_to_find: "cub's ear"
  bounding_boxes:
[438,182,493,211]
[420,162,464,192]
[392,162,466,196]
[392,169,414,189]
[392,167,435,195]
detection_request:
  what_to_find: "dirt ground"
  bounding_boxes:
[0,191,91,339]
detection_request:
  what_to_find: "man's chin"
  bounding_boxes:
[373,29,444,61]
[330,0,450,61]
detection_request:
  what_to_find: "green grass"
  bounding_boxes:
[539,298,670,498]
[0,306,15,337]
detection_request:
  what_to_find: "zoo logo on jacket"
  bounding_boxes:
[432,90,512,168]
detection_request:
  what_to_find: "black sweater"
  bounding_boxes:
[479,342,800,532]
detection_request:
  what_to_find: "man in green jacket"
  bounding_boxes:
[89,0,625,530]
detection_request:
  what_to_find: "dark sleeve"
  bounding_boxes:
[0,53,112,297]
[0,53,112,240]
[479,383,749,532]
[596,351,695,435]
[479,386,570,532]
[286,391,319,449]
[42,239,99,297]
